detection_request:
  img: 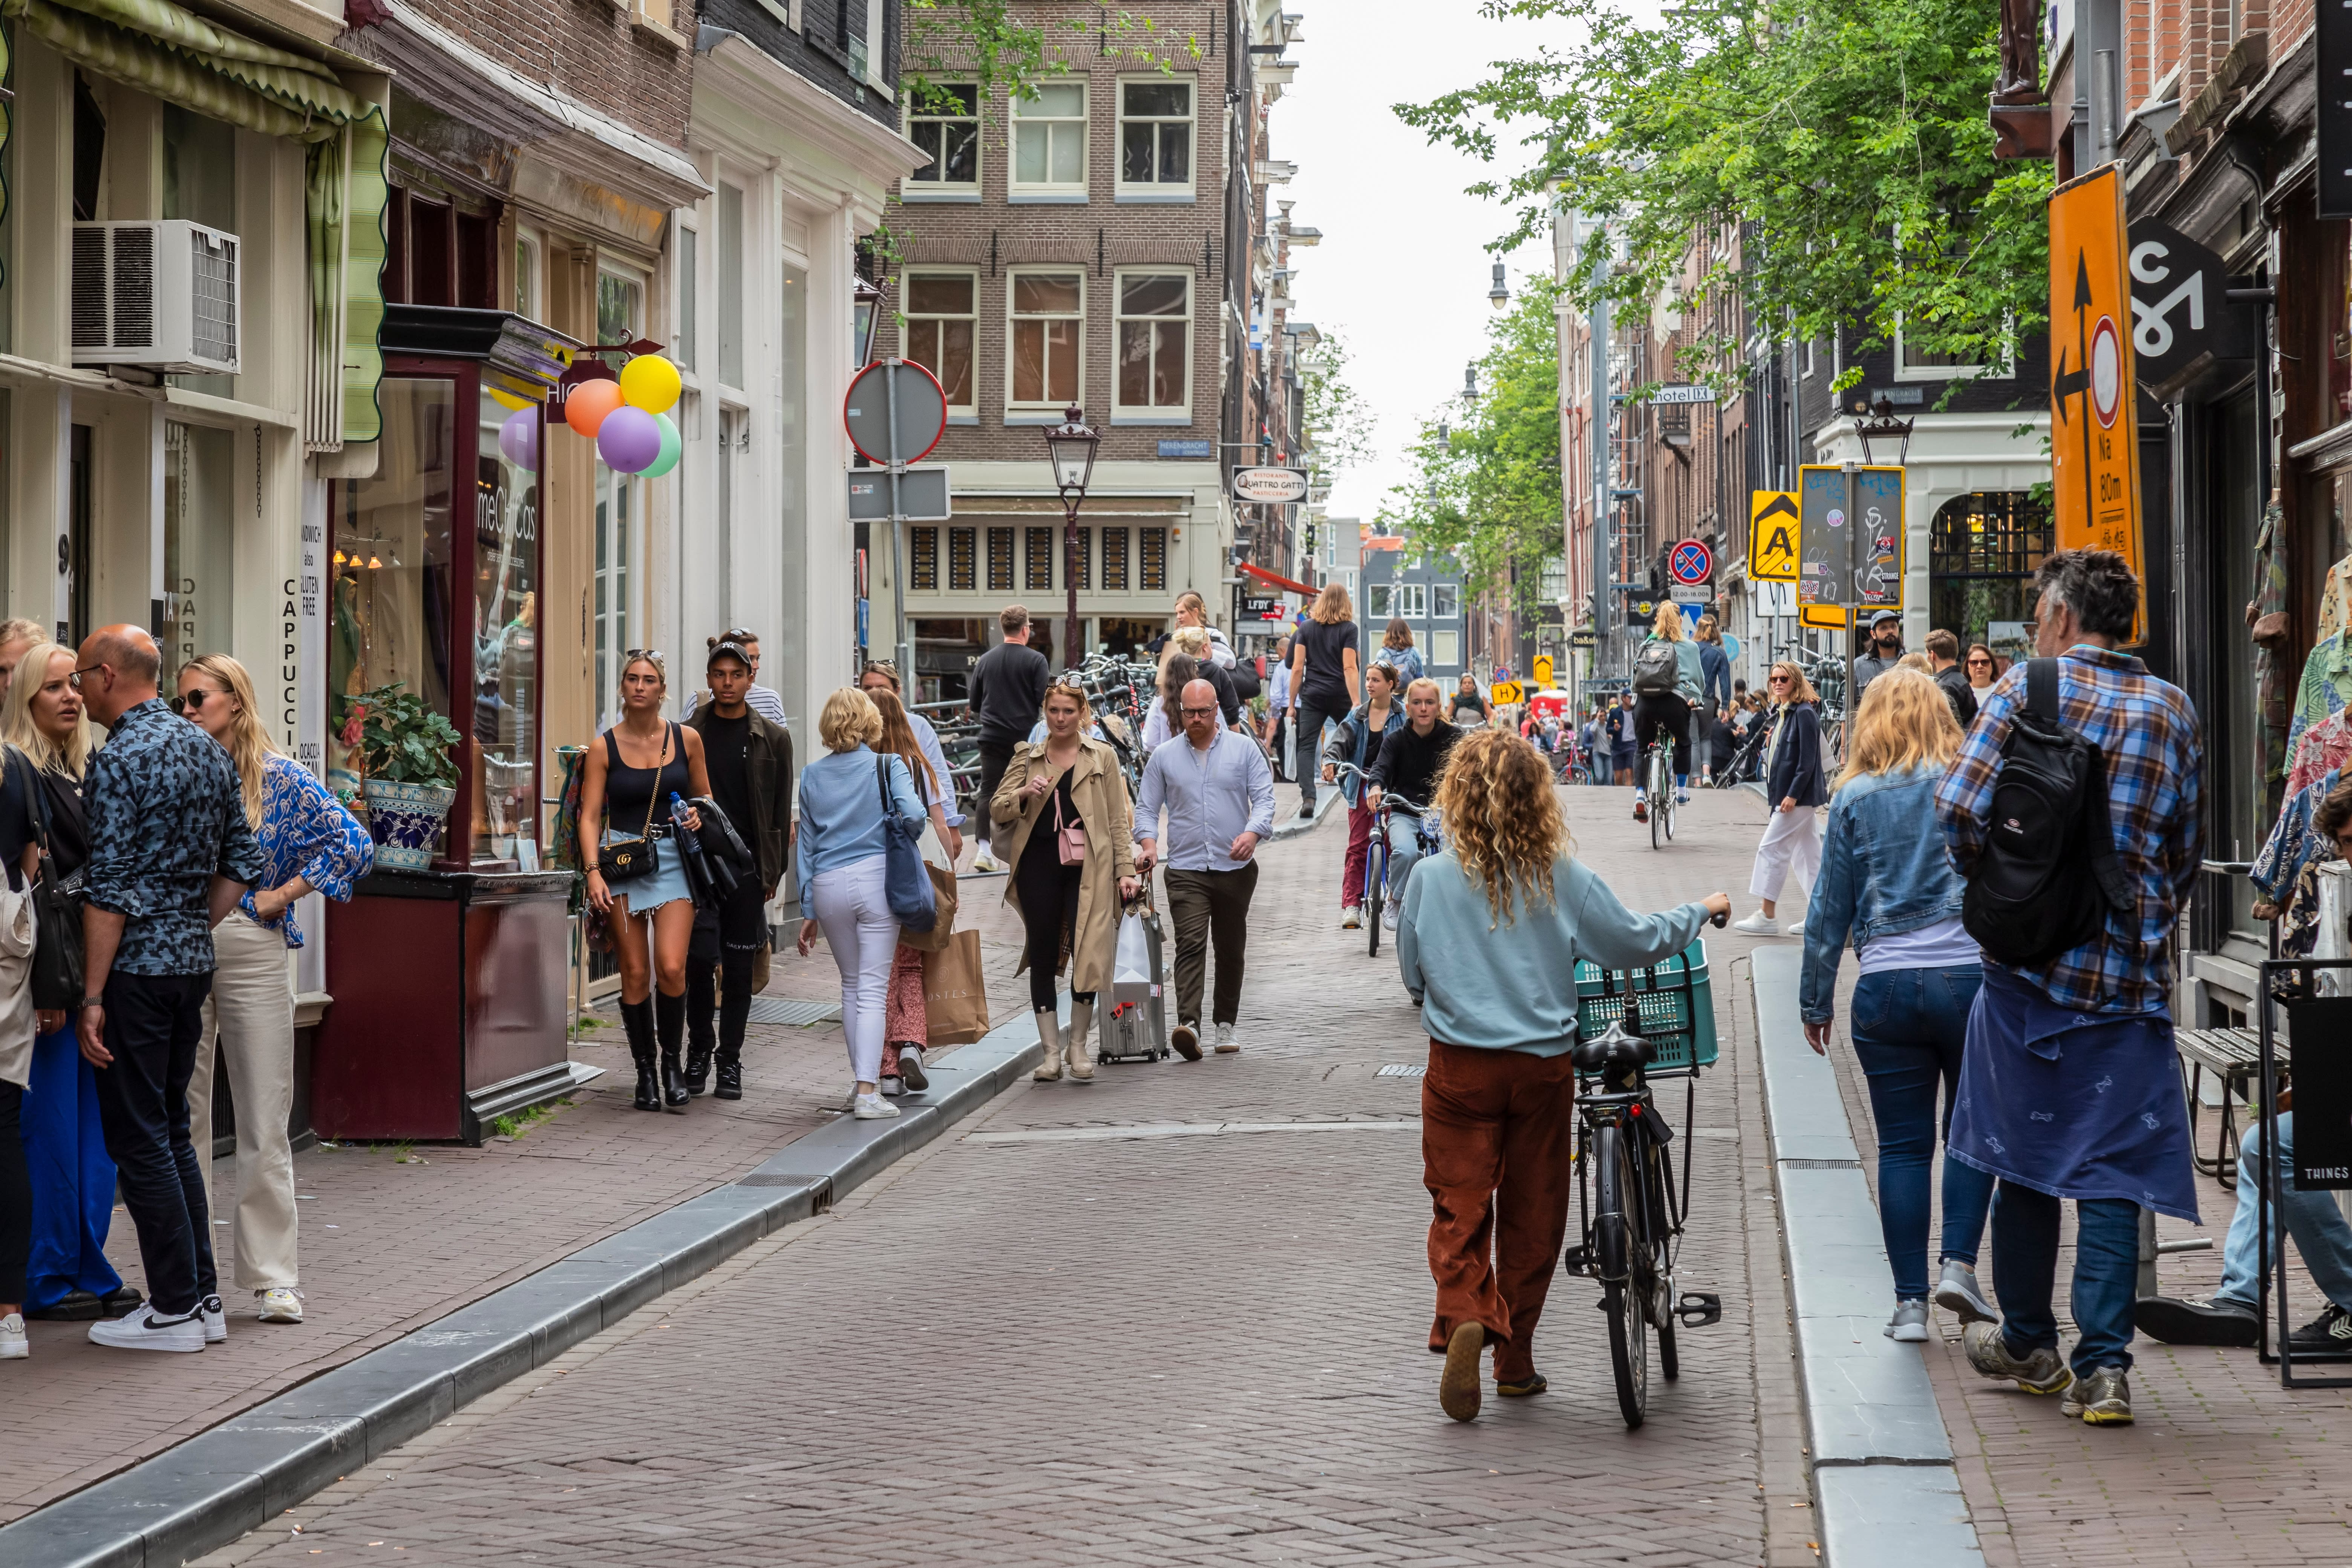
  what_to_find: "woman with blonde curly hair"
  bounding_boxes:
[1399,729,1728,1423]
[1798,667,1995,1343]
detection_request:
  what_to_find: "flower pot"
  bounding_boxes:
[362,779,456,871]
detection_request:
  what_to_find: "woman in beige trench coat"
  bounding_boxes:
[991,680,1139,1081]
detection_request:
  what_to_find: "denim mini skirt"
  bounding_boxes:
[604,827,693,914]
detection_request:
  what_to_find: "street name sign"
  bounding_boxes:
[1749,491,1798,582]
[2049,166,2145,594]
[1232,467,1309,503]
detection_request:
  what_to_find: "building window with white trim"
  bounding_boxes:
[1894,315,2012,382]
[1115,271,1190,415]
[1431,629,1461,666]
[904,272,977,412]
[1118,79,1193,193]
[906,85,979,193]
[1433,582,1460,619]
[1393,582,1427,618]
[1009,271,1083,409]
[1012,83,1087,197]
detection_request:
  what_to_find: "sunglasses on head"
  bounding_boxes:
[168,690,224,716]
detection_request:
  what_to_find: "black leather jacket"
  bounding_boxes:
[685,705,795,894]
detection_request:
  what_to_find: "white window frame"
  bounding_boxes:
[903,84,981,199]
[1011,82,1089,202]
[1112,268,1191,422]
[1395,582,1428,619]
[903,269,980,417]
[1116,75,1196,200]
[1005,268,1086,416]
[1433,582,1461,620]
[514,227,543,322]
[1430,629,1461,668]
[1892,314,2015,383]
[1366,582,1392,618]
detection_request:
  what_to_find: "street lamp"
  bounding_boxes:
[1463,362,1481,401]
[1042,404,1099,667]
[852,276,885,369]
[1853,395,1914,465]
[1488,262,1510,310]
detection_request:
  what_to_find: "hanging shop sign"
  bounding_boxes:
[1232,467,1310,504]
[2050,165,2145,596]
[1749,491,1798,582]
[2126,217,2260,386]
[1646,384,1717,404]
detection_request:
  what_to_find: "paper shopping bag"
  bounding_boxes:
[922,928,991,1046]
[900,863,960,953]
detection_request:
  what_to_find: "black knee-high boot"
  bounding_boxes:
[655,989,689,1110]
[621,998,660,1112]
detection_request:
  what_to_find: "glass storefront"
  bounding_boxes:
[473,397,538,862]
[1928,491,2053,669]
[162,421,235,689]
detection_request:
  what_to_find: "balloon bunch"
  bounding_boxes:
[559,354,684,478]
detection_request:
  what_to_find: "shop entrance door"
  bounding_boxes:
[66,424,92,647]
[2208,389,2265,946]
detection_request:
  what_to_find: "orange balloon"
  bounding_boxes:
[565,378,626,438]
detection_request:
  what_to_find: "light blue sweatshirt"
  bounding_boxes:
[795,745,927,909]
[1396,849,1712,1055]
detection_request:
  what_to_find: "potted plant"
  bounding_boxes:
[340,682,462,871]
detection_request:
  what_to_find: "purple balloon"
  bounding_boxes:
[597,406,662,475]
[496,407,539,471]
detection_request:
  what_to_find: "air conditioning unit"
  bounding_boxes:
[70,220,240,375]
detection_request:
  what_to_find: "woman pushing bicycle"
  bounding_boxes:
[1397,729,1729,1423]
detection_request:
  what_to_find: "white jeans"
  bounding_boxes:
[185,913,300,1291]
[1749,805,1823,903]
[812,855,896,1085]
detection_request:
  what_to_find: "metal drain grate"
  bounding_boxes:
[1376,1063,1427,1078]
[746,998,844,1027]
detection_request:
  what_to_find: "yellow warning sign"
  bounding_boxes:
[1798,604,1850,630]
[1490,680,1525,707]
[1532,655,1555,689]
[1750,491,1798,582]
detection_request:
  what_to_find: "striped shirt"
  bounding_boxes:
[1934,644,2203,1016]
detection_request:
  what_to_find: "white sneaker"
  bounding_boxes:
[1784,920,1807,937]
[1381,900,1401,931]
[851,1092,901,1120]
[972,851,1003,873]
[89,1305,205,1353]
[879,1074,903,1097]
[198,1294,227,1344]
[257,1288,305,1324]
[898,1047,928,1092]
[1214,1023,1239,1054]
[1730,911,1780,936]
[0,1312,26,1360]
[1340,905,1361,929]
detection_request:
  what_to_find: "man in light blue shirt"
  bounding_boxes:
[1134,680,1276,1057]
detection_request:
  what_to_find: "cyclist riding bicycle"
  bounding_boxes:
[1629,604,1704,822]
[1364,676,1460,933]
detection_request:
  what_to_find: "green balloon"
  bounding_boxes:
[643,412,682,478]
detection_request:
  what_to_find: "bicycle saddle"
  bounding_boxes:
[1571,1018,1654,1075]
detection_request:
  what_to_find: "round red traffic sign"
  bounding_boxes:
[844,359,949,466]
[1669,539,1713,584]
[2089,315,2123,429]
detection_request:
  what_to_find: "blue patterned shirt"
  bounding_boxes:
[85,699,270,976]
[1935,645,2203,1016]
[235,754,374,948]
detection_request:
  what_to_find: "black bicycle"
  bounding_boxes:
[1562,910,1728,1428]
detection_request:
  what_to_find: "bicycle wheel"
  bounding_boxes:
[1644,1139,1680,1381]
[1594,1124,1649,1428]
[1648,752,1666,851]
[1365,838,1386,959]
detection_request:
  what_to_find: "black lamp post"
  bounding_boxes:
[1042,404,1099,668]
[1853,395,1915,465]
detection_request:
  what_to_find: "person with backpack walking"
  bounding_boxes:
[1934,548,2203,1429]
[1629,606,1704,822]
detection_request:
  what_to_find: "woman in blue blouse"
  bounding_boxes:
[175,654,372,1329]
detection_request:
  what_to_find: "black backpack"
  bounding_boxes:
[1631,640,1680,696]
[1960,659,2135,967]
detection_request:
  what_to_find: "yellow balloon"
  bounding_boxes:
[619,354,682,414]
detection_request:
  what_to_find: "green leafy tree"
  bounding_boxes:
[1379,279,1565,620]
[901,4,1200,119]
[1395,0,2051,389]
[1298,328,1377,479]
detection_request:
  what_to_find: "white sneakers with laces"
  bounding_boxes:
[852,1092,901,1120]
[1381,900,1401,931]
[199,1294,227,1344]
[1340,905,1361,929]
[1214,1023,1239,1054]
[0,1312,26,1360]
[258,1288,306,1324]
[1730,911,1779,936]
[89,1304,205,1353]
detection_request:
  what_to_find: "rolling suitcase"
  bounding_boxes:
[1098,891,1170,1063]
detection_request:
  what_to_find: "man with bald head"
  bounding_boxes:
[74,625,267,1353]
[1133,678,1275,1058]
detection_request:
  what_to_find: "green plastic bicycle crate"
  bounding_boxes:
[1572,939,1717,1075]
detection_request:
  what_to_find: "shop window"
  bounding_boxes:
[1026,525,1055,590]
[988,527,1015,592]
[475,397,539,862]
[1926,491,2052,665]
[911,526,939,590]
[1100,526,1129,592]
[905,273,977,412]
[1012,83,1087,196]
[949,526,977,591]
[1008,272,1083,409]
[162,421,234,691]
[1115,272,1189,415]
[594,269,646,727]
[906,85,980,192]
[1140,526,1167,591]
[1118,80,1193,193]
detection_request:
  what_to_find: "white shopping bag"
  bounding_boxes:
[1113,908,1153,991]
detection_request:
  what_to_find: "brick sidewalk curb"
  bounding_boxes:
[0,1015,1050,1568]
[1268,788,1338,842]
[1751,945,1986,1568]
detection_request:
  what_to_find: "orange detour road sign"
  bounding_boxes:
[2049,165,2145,631]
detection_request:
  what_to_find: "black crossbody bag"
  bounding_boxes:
[13,746,86,1010]
[596,726,668,884]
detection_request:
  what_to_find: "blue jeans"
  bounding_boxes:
[1387,813,1433,904]
[2214,1113,2352,1313]
[1992,1185,2141,1375]
[1848,965,1995,1300]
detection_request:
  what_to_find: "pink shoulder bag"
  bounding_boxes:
[1051,782,1087,865]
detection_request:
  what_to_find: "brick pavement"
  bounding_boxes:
[187,785,1830,1567]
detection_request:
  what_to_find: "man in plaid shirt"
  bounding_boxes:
[1933,549,2203,1429]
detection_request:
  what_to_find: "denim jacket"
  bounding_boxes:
[1325,698,1406,807]
[1798,763,1970,1023]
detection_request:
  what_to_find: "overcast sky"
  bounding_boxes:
[1272,1,1569,533]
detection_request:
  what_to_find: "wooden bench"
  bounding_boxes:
[2177,1026,2263,1187]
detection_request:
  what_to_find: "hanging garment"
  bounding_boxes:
[2287,708,2352,800]
[2252,505,2295,793]
[2284,633,2352,770]
[2319,550,2352,649]
[2253,766,2342,910]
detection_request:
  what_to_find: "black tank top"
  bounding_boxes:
[604,722,689,830]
